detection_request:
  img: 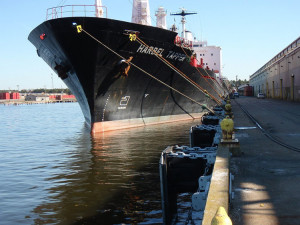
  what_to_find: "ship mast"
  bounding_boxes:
[170,8,197,39]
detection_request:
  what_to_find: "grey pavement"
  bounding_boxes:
[229,96,300,225]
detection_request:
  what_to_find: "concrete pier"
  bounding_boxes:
[229,97,300,224]
[202,144,230,225]
[202,96,300,224]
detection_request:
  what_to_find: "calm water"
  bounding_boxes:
[0,102,202,225]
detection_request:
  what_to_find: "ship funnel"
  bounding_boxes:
[155,7,167,29]
[132,0,151,26]
[95,0,104,18]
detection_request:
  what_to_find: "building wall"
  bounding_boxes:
[25,95,49,101]
[36,96,49,102]
[25,95,37,101]
[250,37,300,101]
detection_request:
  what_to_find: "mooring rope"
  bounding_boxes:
[180,45,227,100]
[135,36,222,106]
[75,24,216,114]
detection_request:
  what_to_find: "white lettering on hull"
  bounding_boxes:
[136,44,164,56]
[118,96,130,110]
[136,44,186,62]
[165,51,186,61]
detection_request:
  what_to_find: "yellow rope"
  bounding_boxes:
[77,26,216,114]
[180,45,226,100]
[198,63,229,98]
[135,36,222,106]
[202,68,228,99]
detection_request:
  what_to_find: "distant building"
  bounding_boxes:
[49,94,76,101]
[25,94,49,102]
[0,92,20,100]
[237,84,254,96]
[0,93,10,100]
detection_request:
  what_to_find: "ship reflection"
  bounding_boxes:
[32,120,201,225]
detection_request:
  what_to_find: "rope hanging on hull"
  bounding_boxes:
[180,46,227,100]
[75,24,216,114]
[135,36,222,106]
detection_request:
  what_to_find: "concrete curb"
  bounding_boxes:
[202,144,230,225]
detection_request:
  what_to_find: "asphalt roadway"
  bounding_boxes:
[229,96,300,225]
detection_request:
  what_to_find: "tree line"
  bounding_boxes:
[230,79,249,87]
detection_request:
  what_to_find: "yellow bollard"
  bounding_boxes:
[224,100,233,118]
[211,206,232,225]
[220,116,234,140]
[225,103,231,113]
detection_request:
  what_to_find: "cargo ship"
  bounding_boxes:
[28,0,227,134]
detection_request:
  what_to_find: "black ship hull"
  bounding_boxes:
[29,17,224,133]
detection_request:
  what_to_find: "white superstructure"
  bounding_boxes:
[185,31,194,42]
[95,0,104,18]
[155,7,167,29]
[192,40,222,77]
[130,2,222,76]
[131,0,151,26]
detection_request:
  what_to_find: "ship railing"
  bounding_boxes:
[174,35,193,48]
[46,5,107,21]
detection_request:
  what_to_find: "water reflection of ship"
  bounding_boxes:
[32,120,201,224]
[28,0,228,135]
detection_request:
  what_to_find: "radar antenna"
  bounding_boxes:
[170,8,197,38]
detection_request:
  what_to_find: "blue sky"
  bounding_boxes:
[0,0,299,90]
